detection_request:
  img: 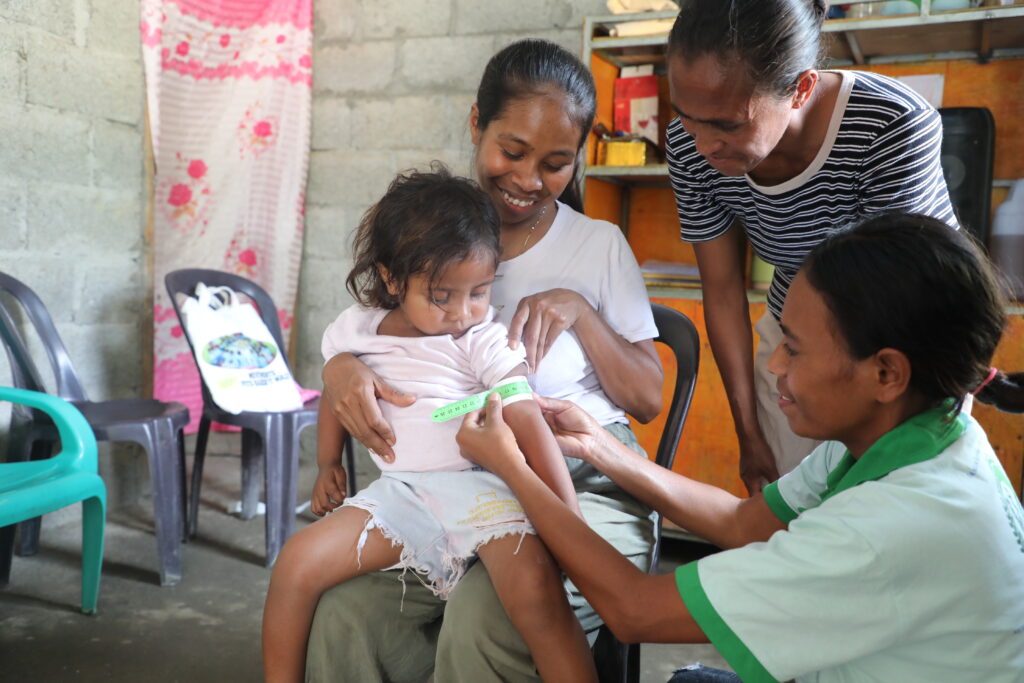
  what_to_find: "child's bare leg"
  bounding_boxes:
[478,533,598,683]
[262,506,402,683]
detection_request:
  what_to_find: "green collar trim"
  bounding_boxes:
[676,562,780,683]
[820,400,966,505]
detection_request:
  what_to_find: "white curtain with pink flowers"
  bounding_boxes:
[140,0,313,431]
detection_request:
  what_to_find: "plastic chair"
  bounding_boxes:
[164,269,354,567]
[0,386,106,613]
[592,303,700,683]
[0,272,189,587]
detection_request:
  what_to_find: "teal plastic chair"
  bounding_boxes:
[0,386,106,614]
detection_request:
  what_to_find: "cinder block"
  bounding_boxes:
[26,33,143,125]
[311,97,352,151]
[0,0,76,42]
[27,183,142,256]
[350,95,453,151]
[314,0,358,43]
[492,28,584,60]
[453,0,574,35]
[314,42,397,95]
[61,321,144,401]
[362,0,452,40]
[23,105,92,184]
[0,25,24,103]
[306,150,396,209]
[75,258,145,327]
[391,150,469,178]
[0,177,27,248]
[303,205,358,263]
[299,260,355,323]
[87,0,142,58]
[0,256,78,324]
[398,36,492,92]
[92,119,144,189]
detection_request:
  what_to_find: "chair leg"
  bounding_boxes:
[263,421,299,567]
[188,416,211,539]
[177,428,188,540]
[80,493,106,614]
[144,420,184,586]
[240,429,262,520]
[15,438,54,557]
[0,524,15,587]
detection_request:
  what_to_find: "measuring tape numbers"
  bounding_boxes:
[430,377,532,422]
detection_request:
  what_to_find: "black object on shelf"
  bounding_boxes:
[938,107,995,247]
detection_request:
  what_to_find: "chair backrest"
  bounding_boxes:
[0,272,88,402]
[650,304,700,471]
[648,303,700,571]
[163,269,295,407]
[0,386,98,478]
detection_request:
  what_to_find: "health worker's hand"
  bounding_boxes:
[535,395,604,463]
[311,465,348,517]
[507,288,590,372]
[457,393,525,478]
[322,353,415,463]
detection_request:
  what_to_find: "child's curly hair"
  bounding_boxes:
[346,163,501,310]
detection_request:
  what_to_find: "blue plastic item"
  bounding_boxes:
[0,386,106,614]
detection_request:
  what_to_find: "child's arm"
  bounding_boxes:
[497,366,582,518]
[312,398,349,517]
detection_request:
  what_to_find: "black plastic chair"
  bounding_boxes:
[0,272,189,587]
[592,303,700,683]
[164,269,355,567]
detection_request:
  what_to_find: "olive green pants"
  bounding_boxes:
[304,424,656,683]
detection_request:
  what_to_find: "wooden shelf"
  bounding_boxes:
[583,4,1024,68]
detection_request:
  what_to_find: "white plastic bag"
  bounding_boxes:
[180,283,303,414]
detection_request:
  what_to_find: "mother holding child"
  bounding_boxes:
[291,37,665,683]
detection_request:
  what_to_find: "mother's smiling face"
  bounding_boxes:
[470,88,582,231]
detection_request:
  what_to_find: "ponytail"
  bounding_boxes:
[975,370,1024,414]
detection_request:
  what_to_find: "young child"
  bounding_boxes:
[261,166,597,683]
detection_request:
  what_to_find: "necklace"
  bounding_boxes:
[517,206,548,256]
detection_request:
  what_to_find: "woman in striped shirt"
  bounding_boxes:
[665,0,957,493]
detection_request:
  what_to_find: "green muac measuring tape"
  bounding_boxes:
[430,380,532,422]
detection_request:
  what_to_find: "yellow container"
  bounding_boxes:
[598,139,649,166]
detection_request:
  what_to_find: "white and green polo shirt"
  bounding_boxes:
[676,405,1024,682]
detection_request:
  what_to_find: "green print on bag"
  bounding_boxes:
[202,332,278,369]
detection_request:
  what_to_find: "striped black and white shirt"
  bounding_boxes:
[667,70,957,320]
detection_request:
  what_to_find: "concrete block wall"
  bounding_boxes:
[0,0,148,505]
[297,0,609,484]
[0,0,614,504]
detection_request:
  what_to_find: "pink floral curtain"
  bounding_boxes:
[140,0,312,431]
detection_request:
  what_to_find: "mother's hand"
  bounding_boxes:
[322,353,415,462]
[456,393,525,478]
[507,288,590,372]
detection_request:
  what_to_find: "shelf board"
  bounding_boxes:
[585,163,670,185]
[583,5,1024,67]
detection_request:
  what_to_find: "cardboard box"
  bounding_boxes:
[613,65,659,145]
[597,137,657,166]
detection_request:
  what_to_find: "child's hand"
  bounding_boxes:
[311,464,348,516]
[457,393,525,477]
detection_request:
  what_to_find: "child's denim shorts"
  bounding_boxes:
[341,468,535,599]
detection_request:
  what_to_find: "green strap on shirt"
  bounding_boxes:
[430,381,532,422]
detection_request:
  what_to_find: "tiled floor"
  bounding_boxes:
[0,447,731,682]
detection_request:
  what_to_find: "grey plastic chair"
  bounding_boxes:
[0,272,189,587]
[592,303,701,683]
[164,269,355,567]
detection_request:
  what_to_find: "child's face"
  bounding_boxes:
[392,250,496,339]
[766,272,884,455]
